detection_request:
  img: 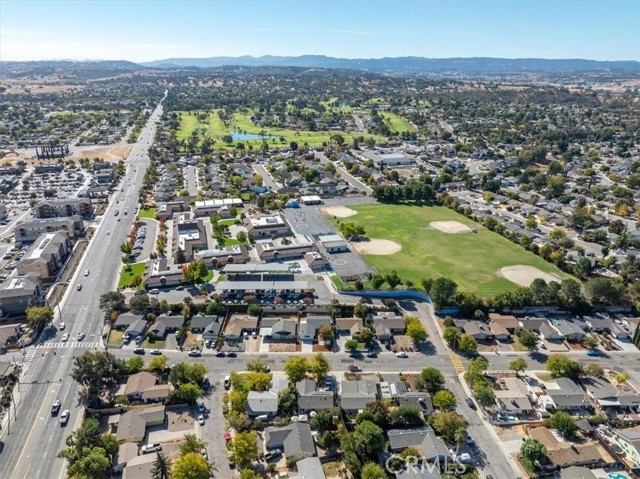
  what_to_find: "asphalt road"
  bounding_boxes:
[0,96,165,479]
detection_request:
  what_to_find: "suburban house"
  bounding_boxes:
[143,257,183,288]
[494,377,535,417]
[557,467,598,479]
[0,272,45,317]
[461,321,493,340]
[149,315,184,339]
[373,317,406,342]
[489,313,520,333]
[114,313,145,331]
[225,314,259,342]
[247,390,278,418]
[299,315,332,342]
[547,378,589,412]
[264,422,316,462]
[585,316,612,333]
[581,377,640,412]
[294,457,327,479]
[190,315,224,341]
[260,317,298,341]
[125,319,148,339]
[114,406,166,443]
[397,392,434,416]
[113,443,139,474]
[554,320,587,342]
[539,322,564,341]
[155,200,188,220]
[335,317,363,339]
[490,322,510,341]
[612,426,640,468]
[340,379,378,413]
[387,427,448,462]
[296,378,334,412]
[528,426,606,470]
[124,372,157,401]
[244,213,292,239]
[519,318,547,332]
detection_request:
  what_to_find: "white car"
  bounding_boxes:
[197,414,205,425]
[60,409,70,425]
[395,352,409,358]
[61,333,70,342]
[84,269,89,276]
[59,322,66,330]
[141,443,161,454]
[77,332,85,341]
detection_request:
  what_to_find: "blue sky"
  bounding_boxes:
[1,1,638,62]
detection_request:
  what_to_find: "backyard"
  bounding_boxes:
[326,203,566,297]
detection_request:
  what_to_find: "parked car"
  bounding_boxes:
[395,351,408,358]
[215,350,226,357]
[76,284,82,291]
[141,444,161,454]
[224,432,232,442]
[58,322,65,330]
[150,349,162,355]
[133,348,145,355]
[149,289,160,294]
[135,335,144,345]
[197,414,205,425]
[348,365,361,373]
[226,352,236,358]
[264,449,282,461]
[223,375,231,389]
[466,398,476,409]
[586,349,600,356]
[188,349,201,357]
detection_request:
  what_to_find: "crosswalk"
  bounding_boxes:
[449,352,465,373]
[36,341,102,349]
[24,347,37,363]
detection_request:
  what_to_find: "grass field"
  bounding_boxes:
[138,207,156,220]
[327,203,566,297]
[175,110,385,150]
[118,262,145,288]
[378,112,415,133]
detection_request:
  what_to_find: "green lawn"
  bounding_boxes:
[118,262,145,288]
[224,237,249,246]
[138,207,156,220]
[379,112,415,133]
[327,203,567,297]
[218,218,238,226]
[175,109,385,150]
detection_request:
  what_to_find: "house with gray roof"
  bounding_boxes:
[539,322,564,341]
[296,379,334,412]
[554,320,587,342]
[585,316,611,333]
[125,318,147,338]
[150,315,184,339]
[265,422,316,461]
[397,392,434,416]
[294,457,327,479]
[387,427,448,462]
[190,315,224,340]
[114,313,145,330]
[582,377,640,410]
[519,317,546,332]
[247,391,278,417]
[558,467,598,479]
[299,315,331,341]
[270,318,298,341]
[395,467,442,479]
[548,378,589,412]
[461,321,493,340]
[115,406,165,443]
[340,379,378,413]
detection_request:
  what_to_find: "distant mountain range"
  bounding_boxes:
[140,55,640,73]
[1,57,639,76]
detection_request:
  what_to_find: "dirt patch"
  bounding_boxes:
[313,343,332,352]
[182,332,203,350]
[269,343,300,353]
[392,335,415,352]
[321,206,358,218]
[500,265,562,287]
[352,239,401,255]
[68,144,133,162]
[430,221,473,234]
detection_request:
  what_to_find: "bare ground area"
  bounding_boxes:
[430,220,473,234]
[351,238,401,255]
[269,343,300,353]
[68,144,133,162]
[320,206,358,218]
[392,335,416,352]
[499,265,562,287]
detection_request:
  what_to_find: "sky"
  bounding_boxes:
[1,0,639,62]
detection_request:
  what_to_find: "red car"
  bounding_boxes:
[224,432,232,442]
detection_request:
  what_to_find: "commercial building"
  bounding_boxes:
[354,150,416,168]
[143,258,183,288]
[244,213,292,239]
[193,198,242,217]
[255,240,317,261]
[172,212,207,261]
[34,198,93,218]
[196,245,249,268]
[14,215,84,243]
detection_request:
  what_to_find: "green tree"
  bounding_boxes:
[318,325,334,343]
[175,248,186,265]
[246,359,270,373]
[309,353,331,381]
[99,291,126,314]
[129,293,150,313]
[71,351,124,408]
[520,438,546,467]
[443,327,460,348]
[431,411,466,443]
[430,277,458,309]
[26,305,53,332]
[518,329,539,349]
[179,434,207,456]
[236,231,248,243]
[284,356,309,383]
[168,362,208,387]
[406,320,427,343]
[170,383,203,404]
[247,303,263,317]
[509,358,528,376]
[230,431,259,468]
[583,364,605,378]
[147,355,168,374]
[344,338,360,352]
[151,452,172,479]
[546,354,582,380]
[361,463,386,479]
[240,470,257,479]
[66,447,110,478]
[390,405,424,427]
[550,411,577,438]
[353,303,369,318]
[352,420,385,457]
[172,452,211,479]
[473,383,496,408]
[229,390,248,414]
[311,410,335,432]
[277,386,298,414]
[433,390,457,411]
[419,368,445,394]
[358,401,391,429]
[360,327,375,345]
[124,356,145,374]
[581,335,599,349]
[458,334,477,354]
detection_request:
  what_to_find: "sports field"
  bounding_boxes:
[176,110,386,149]
[378,112,415,133]
[327,203,566,297]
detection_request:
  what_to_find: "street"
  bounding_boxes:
[0,94,166,479]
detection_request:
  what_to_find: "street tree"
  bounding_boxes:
[230,431,259,468]
[172,452,210,479]
[406,320,427,343]
[309,353,331,381]
[344,339,359,352]
[458,334,477,354]
[26,305,53,333]
[179,434,207,456]
[99,291,126,313]
[360,327,375,345]
[443,327,460,348]
[147,355,168,374]
[508,358,528,376]
[419,368,445,394]
[433,390,457,411]
[284,356,309,383]
[71,351,124,408]
[546,354,582,380]
[431,411,466,444]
